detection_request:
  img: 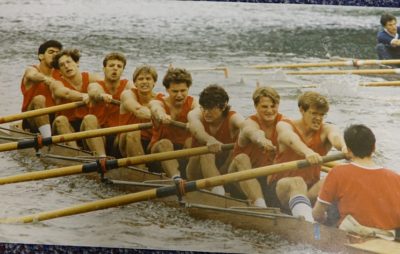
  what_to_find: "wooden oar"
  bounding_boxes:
[188,67,229,78]
[359,81,400,87]
[286,69,400,76]
[0,101,86,124]
[0,153,344,223]
[0,123,152,153]
[250,59,400,69]
[0,144,234,185]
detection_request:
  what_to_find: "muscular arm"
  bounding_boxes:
[188,108,218,145]
[51,81,87,102]
[149,99,169,123]
[276,121,320,163]
[325,123,346,152]
[120,90,151,119]
[23,66,53,87]
[239,118,274,151]
[88,82,107,102]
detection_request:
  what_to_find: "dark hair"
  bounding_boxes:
[199,84,230,116]
[38,40,63,55]
[380,13,397,27]
[344,124,375,158]
[103,52,127,68]
[133,65,158,83]
[298,91,329,113]
[51,49,81,69]
[162,68,192,89]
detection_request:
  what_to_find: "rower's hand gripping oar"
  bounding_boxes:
[0,152,344,223]
[0,144,234,185]
[0,123,152,153]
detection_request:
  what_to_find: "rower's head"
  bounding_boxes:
[252,86,280,123]
[199,85,230,122]
[298,91,329,131]
[381,13,397,35]
[51,49,81,78]
[162,68,192,106]
[103,52,126,82]
[38,40,63,65]
[133,65,158,93]
[344,124,375,158]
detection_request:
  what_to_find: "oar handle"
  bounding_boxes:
[110,99,120,105]
[169,120,187,129]
[297,153,346,169]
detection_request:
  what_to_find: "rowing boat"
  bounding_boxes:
[0,123,398,254]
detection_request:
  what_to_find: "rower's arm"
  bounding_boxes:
[120,90,151,120]
[51,81,87,102]
[312,200,329,223]
[23,66,53,86]
[188,108,218,145]
[241,119,274,150]
[149,99,170,123]
[277,121,320,163]
[325,124,346,152]
[88,82,111,103]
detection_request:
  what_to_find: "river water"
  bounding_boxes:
[0,1,399,253]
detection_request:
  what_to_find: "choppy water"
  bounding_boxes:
[0,1,399,253]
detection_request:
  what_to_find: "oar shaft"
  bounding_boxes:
[0,144,234,185]
[0,101,86,124]
[250,59,400,69]
[360,81,400,87]
[0,152,344,223]
[0,123,152,152]
[286,69,400,75]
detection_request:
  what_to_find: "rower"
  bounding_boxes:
[267,91,346,222]
[186,84,243,195]
[83,52,133,157]
[376,13,400,61]
[50,49,102,148]
[148,67,198,180]
[119,65,163,169]
[313,124,400,235]
[20,40,63,138]
[227,86,282,207]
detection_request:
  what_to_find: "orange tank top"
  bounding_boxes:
[119,89,164,140]
[149,96,194,147]
[232,113,282,168]
[269,118,327,186]
[56,72,90,122]
[192,111,237,147]
[89,79,128,128]
[21,66,59,111]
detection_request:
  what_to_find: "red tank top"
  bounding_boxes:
[149,96,194,147]
[119,89,164,140]
[269,118,328,186]
[191,111,237,147]
[21,66,59,111]
[232,113,282,168]
[89,79,128,128]
[56,72,90,122]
